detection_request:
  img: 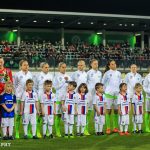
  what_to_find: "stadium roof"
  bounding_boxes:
[0,9,150,32]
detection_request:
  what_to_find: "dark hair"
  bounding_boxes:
[68,81,77,88]
[119,83,127,91]
[78,83,88,94]
[89,59,98,69]
[104,59,116,73]
[26,79,34,85]
[44,80,52,86]
[134,83,142,89]
[95,83,103,90]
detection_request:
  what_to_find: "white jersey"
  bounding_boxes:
[34,71,53,96]
[76,93,89,115]
[102,69,122,96]
[124,72,142,98]
[117,93,130,115]
[132,93,144,115]
[93,93,106,115]
[143,73,150,98]
[87,69,102,90]
[14,70,33,99]
[71,70,87,87]
[53,72,71,101]
[40,91,56,115]
[62,92,77,115]
[21,90,38,114]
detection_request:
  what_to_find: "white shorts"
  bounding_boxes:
[64,114,74,124]
[77,114,86,126]
[42,115,54,125]
[106,99,118,110]
[145,100,150,112]
[135,115,143,124]
[22,113,36,125]
[94,115,105,125]
[1,118,14,127]
[119,115,129,125]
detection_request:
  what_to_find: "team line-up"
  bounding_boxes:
[0,57,150,140]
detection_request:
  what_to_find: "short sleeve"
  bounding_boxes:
[60,93,66,101]
[117,95,121,105]
[35,93,38,102]
[93,95,97,105]
[13,95,17,103]
[40,94,45,103]
[52,94,56,102]
[0,95,4,105]
[21,92,26,102]
[132,95,136,104]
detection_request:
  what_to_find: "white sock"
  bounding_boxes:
[43,124,47,135]
[138,124,142,130]
[77,126,80,133]
[2,127,7,136]
[69,124,73,134]
[32,124,36,136]
[9,126,13,136]
[24,125,28,136]
[125,125,128,132]
[48,125,52,135]
[99,125,103,132]
[120,125,123,132]
[95,123,98,133]
[65,123,68,134]
[133,122,136,131]
[81,126,85,134]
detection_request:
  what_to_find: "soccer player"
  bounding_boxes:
[61,81,77,138]
[93,83,106,136]
[71,60,87,89]
[53,62,71,137]
[34,62,53,138]
[14,60,33,139]
[132,83,144,133]
[20,79,39,139]
[143,68,150,132]
[124,64,142,132]
[0,82,16,140]
[76,83,88,136]
[86,59,102,135]
[102,60,122,134]
[118,83,131,136]
[40,80,56,139]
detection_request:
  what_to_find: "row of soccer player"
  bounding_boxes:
[1,58,150,140]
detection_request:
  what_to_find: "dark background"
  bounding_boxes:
[0,0,150,16]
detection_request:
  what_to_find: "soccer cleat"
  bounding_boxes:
[69,134,74,138]
[64,134,68,138]
[84,130,90,136]
[43,135,46,139]
[99,132,104,135]
[80,133,85,137]
[49,134,53,139]
[24,135,28,139]
[106,128,111,134]
[125,131,130,136]
[9,136,14,140]
[113,128,119,133]
[119,132,125,136]
[138,130,144,134]
[33,136,38,139]
[132,130,137,134]
[2,136,8,140]
[96,132,100,136]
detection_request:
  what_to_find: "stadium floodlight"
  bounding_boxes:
[77,22,81,24]
[16,19,19,22]
[33,20,37,23]
[103,23,107,26]
[90,22,94,24]
[125,24,127,27]
[12,29,18,32]
[119,24,122,26]
[47,20,51,23]
[96,32,102,35]
[135,33,141,36]
[1,18,5,21]
[131,24,134,26]
[60,21,64,24]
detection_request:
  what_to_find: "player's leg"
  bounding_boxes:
[81,114,86,136]
[42,115,47,138]
[64,114,69,138]
[47,115,54,138]
[94,116,99,135]
[138,115,143,133]
[119,115,125,136]
[76,115,80,135]
[132,115,137,133]
[99,115,105,135]
[31,114,38,139]
[145,99,150,132]
[8,118,14,140]
[1,118,8,140]
[23,114,29,139]
[55,101,62,137]
[15,99,21,139]
[112,97,119,133]
[69,115,74,138]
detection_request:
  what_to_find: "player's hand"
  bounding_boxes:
[37,111,40,116]
[119,111,122,115]
[75,111,78,115]
[53,110,56,115]
[62,106,67,112]
[7,108,12,112]
[20,111,23,116]
[64,77,68,81]
[97,111,100,116]
[41,111,45,116]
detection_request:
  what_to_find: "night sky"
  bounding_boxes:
[0,0,149,16]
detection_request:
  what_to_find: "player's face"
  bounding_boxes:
[45,84,52,92]
[136,86,142,93]
[109,61,116,70]
[21,61,29,72]
[121,84,127,92]
[26,83,33,91]
[5,85,12,93]
[131,65,137,73]
[97,86,104,93]
[42,64,49,74]
[78,62,85,71]
[0,58,4,69]
[59,64,67,74]
[68,84,75,91]
[91,61,98,70]
[80,86,86,93]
